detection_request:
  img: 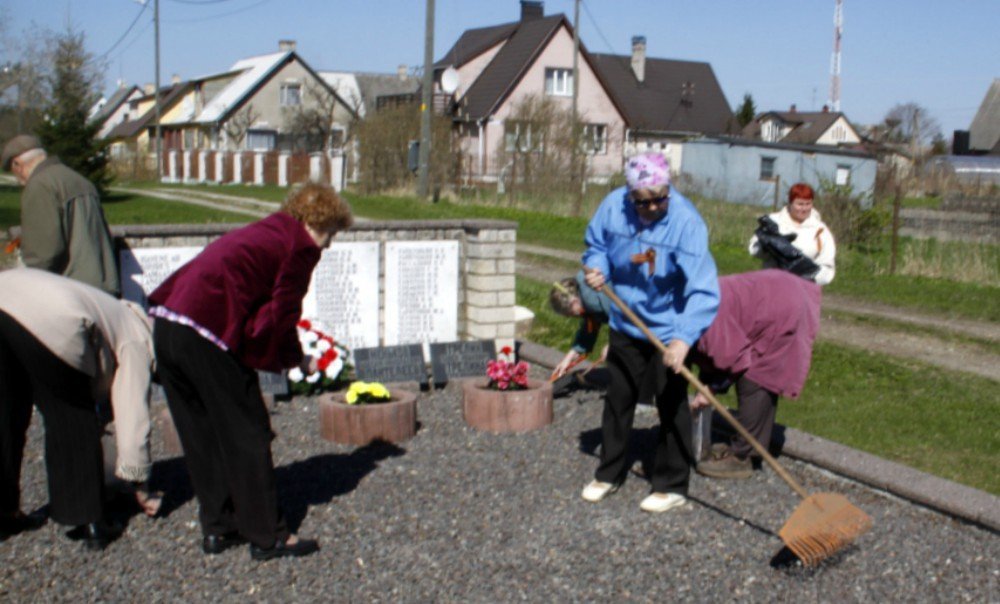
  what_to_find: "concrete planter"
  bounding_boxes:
[319,390,418,446]
[461,378,553,433]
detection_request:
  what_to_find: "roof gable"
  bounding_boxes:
[969,78,1000,152]
[435,22,519,69]
[589,54,733,134]
[456,14,568,120]
[104,83,191,140]
[747,110,858,145]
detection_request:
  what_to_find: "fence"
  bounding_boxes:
[160,150,347,191]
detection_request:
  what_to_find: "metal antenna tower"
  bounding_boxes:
[828,0,843,111]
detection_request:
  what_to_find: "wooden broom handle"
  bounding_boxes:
[599,284,810,499]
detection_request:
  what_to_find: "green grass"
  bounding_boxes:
[13,180,996,322]
[776,342,998,494]
[518,274,1000,495]
[0,183,250,231]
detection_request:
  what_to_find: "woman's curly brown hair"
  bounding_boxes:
[281,182,354,233]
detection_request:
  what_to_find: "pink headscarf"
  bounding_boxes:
[624,152,670,191]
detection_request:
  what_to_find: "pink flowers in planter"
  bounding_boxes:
[486,346,530,391]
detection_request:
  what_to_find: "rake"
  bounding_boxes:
[600,284,872,566]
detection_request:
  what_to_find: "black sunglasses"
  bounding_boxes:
[632,194,670,208]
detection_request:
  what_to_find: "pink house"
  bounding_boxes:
[435,1,626,182]
[435,2,735,184]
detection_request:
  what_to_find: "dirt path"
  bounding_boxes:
[517,249,1000,382]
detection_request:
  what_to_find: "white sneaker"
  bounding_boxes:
[581,480,619,502]
[639,492,687,513]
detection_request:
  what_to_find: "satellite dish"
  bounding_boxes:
[440,67,460,95]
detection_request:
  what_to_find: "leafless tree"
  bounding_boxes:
[283,80,357,152]
[884,102,942,166]
[223,103,259,150]
[496,94,599,211]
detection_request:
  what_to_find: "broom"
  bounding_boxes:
[600,284,872,566]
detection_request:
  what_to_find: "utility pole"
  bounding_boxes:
[154,0,162,181]
[570,0,582,215]
[416,0,435,199]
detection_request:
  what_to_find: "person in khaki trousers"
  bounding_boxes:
[0,268,158,550]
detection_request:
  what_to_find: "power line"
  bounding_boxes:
[164,0,272,23]
[108,19,153,63]
[168,0,240,4]
[96,2,150,61]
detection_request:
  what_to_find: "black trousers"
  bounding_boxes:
[596,330,693,494]
[0,311,104,526]
[729,376,779,459]
[153,319,288,548]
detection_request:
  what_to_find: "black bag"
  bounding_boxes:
[754,216,820,280]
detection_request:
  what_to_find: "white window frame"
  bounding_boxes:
[280,83,302,107]
[505,121,535,153]
[760,156,776,180]
[544,68,573,97]
[835,163,851,186]
[246,129,277,151]
[582,123,607,155]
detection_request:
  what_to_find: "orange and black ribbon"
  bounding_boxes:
[4,237,20,254]
[630,247,656,276]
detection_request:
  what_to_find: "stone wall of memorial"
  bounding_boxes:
[111,219,518,348]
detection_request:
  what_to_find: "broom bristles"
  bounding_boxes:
[779,493,873,567]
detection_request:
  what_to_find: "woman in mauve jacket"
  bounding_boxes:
[149,182,352,562]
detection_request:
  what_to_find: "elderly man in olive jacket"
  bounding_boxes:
[1,134,119,296]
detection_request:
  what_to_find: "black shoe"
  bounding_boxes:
[249,538,320,561]
[0,511,47,539]
[66,522,123,551]
[202,532,247,555]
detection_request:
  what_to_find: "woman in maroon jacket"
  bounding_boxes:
[687,269,821,479]
[149,183,352,561]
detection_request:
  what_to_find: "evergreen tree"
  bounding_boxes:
[34,29,111,195]
[735,93,756,129]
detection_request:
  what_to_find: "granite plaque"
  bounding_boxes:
[301,241,380,350]
[384,241,459,348]
[258,371,289,396]
[429,340,496,385]
[353,344,428,386]
[119,246,203,306]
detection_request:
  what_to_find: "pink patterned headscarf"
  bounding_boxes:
[624,152,670,191]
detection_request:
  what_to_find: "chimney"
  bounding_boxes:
[789,104,797,113]
[171,73,181,85]
[279,39,296,52]
[520,0,543,21]
[398,64,408,81]
[821,104,829,113]
[144,82,155,95]
[631,36,646,84]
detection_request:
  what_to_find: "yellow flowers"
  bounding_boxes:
[344,381,392,405]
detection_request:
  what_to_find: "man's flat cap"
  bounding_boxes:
[1,134,42,171]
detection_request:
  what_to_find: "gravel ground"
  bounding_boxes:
[1,371,997,602]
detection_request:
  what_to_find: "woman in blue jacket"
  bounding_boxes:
[580,153,720,513]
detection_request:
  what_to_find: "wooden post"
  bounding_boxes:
[772,175,781,211]
[890,185,902,274]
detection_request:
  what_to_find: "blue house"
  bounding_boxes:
[676,136,877,207]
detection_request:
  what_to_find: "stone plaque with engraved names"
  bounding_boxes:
[383,241,459,348]
[429,340,496,385]
[353,344,428,386]
[119,246,202,307]
[301,241,380,350]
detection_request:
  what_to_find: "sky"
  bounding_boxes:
[2,0,998,138]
